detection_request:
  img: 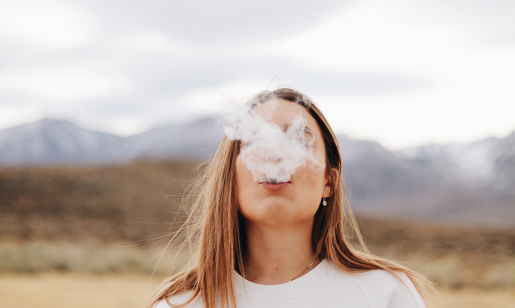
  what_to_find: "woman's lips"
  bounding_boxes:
[260,182,290,191]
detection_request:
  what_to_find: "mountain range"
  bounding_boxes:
[0,118,223,165]
[1,118,514,228]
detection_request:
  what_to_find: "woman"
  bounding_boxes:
[148,88,434,308]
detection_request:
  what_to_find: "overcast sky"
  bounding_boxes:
[0,0,514,150]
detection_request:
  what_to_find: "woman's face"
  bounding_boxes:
[235,99,331,226]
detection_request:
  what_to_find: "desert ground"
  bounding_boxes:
[1,273,514,308]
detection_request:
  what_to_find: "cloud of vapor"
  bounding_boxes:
[225,97,321,183]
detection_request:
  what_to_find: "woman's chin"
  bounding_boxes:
[241,198,307,224]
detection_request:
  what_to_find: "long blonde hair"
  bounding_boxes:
[147,88,434,308]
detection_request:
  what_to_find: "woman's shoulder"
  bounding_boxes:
[328,263,426,308]
[353,267,410,286]
[153,290,202,308]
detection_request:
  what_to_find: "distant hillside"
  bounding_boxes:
[1,160,513,246]
[0,118,514,228]
[0,160,200,241]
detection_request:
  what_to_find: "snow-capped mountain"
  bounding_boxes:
[398,132,515,190]
[102,116,225,162]
[337,135,436,200]
[1,118,513,191]
[0,117,225,166]
[0,119,122,165]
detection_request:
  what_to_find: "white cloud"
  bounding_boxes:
[81,0,352,44]
[0,0,96,48]
[319,85,515,150]
[184,79,283,112]
[0,66,130,101]
[0,105,45,130]
[116,32,195,55]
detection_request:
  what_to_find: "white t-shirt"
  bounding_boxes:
[155,260,426,308]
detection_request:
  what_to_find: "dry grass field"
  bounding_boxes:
[360,217,515,289]
[0,273,159,308]
[0,273,514,308]
[1,160,514,307]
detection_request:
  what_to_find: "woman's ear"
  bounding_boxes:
[322,168,339,198]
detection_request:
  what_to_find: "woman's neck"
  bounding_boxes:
[242,218,319,285]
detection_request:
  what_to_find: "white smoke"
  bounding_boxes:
[225,97,321,183]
